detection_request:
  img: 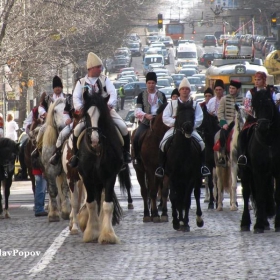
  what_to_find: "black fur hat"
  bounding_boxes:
[204,87,214,96]
[52,75,63,89]
[171,88,179,97]
[230,80,241,89]
[146,72,157,83]
[214,79,224,89]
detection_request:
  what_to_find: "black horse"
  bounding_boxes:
[77,92,131,243]
[198,107,220,209]
[163,100,204,231]
[0,138,20,218]
[239,88,280,233]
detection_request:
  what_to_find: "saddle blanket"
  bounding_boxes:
[213,129,234,153]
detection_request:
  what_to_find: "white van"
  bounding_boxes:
[143,54,164,76]
[175,43,198,65]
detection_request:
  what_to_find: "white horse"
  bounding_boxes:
[214,104,246,211]
[41,99,71,222]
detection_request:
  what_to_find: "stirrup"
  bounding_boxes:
[201,166,211,177]
[237,155,247,166]
[155,167,164,178]
[49,153,59,165]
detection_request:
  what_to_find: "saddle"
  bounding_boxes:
[213,129,234,154]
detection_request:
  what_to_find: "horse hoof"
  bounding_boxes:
[254,228,264,234]
[4,212,11,219]
[240,226,250,232]
[48,215,60,222]
[127,203,134,210]
[152,216,161,223]
[180,225,190,232]
[197,220,204,228]
[204,199,210,203]
[264,226,270,231]
[0,213,4,219]
[61,212,70,220]
[217,206,223,211]
[230,205,238,211]
[143,216,152,223]
[208,203,214,210]
[70,228,79,235]
[161,215,168,222]
[173,222,180,231]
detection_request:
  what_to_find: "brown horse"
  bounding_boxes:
[132,104,169,222]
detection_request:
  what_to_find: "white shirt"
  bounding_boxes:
[162,97,203,129]
[38,92,65,117]
[5,120,19,141]
[206,96,221,116]
[73,75,117,111]
[23,110,33,129]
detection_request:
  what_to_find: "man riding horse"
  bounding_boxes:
[68,52,131,168]
[132,71,167,166]
[237,71,267,166]
[217,80,243,166]
[155,77,211,178]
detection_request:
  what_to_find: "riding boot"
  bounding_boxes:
[155,150,166,178]
[201,149,211,176]
[68,136,79,168]
[122,134,132,164]
[218,146,226,167]
[49,147,62,166]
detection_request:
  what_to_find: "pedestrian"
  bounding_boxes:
[31,153,48,217]
[217,80,243,166]
[155,77,211,178]
[5,113,19,141]
[0,112,4,138]
[69,52,131,168]
[200,87,214,111]
[133,72,167,166]
[118,85,125,110]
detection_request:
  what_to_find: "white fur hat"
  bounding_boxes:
[179,77,191,90]
[87,52,103,69]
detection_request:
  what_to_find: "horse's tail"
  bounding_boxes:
[118,164,132,195]
[112,190,123,225]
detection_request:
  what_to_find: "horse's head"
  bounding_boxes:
[252,88,276,133]
[86,106,100,147]
[235,103,246,131]
[46,99,66,132]
[175,100,195,138]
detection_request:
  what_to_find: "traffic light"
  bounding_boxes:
[158,14,163,29]
[271,13,277,27]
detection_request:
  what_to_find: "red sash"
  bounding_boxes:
[213,129,234,153]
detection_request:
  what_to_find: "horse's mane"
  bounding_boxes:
[43,98,65,147]
[0,138,18,164]
[175,100,194,128]
[0,138,17,152]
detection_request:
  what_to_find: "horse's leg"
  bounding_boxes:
[47,178,60,222]
[148,173,160,223]
[126,185,134,210]
[216,167,223,211]
[69,181,80,235]
[240,170,251,231]
[98,177,120,244]
[136,169,151,222]
[194,178,204,228]
[204,177,210,203]
[207,170,215,210]
[57,174,71,220]
[181,190,191,232]
[160,176,169,222]
[230,158,238,211]
[0,183,3,219]
[169,185,179,230]
[83,200,99,243]
[274,178,280,232]
[4,177,12,218]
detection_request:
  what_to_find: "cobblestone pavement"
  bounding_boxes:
[1,165,280,280]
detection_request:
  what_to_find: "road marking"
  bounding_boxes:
[28,227,69,277]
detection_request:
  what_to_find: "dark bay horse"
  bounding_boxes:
[163,100,204,231]
[132,103,169,222]
[239,88,280,233]
[77,92,130,244]
[0,138,20,218]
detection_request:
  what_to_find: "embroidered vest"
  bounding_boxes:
[79,75,108,99]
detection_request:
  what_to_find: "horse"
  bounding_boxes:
[132,103,169,223]
[41,98,71,222]
[76,92,130,244]
[197,109,220,209]
[162,100,203,231]
[0,138,20,218]
[213,104,246,211]
[239,88,280,233]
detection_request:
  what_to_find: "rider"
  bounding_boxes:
[155,77,211,178]
[68,52,131,168]
[170,88,180,100]
[133,72,167,165]
[49,94,74,165]
[217,80,243,166]
[31,76,65,158]
[237,71,267,166]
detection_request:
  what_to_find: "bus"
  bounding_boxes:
[145,24,159,36]
[165,21,185,45]
[205,55,274,96]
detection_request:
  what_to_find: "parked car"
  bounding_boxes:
[123,81,147,99]
[199,52,222,68]
[202,35,217,47]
